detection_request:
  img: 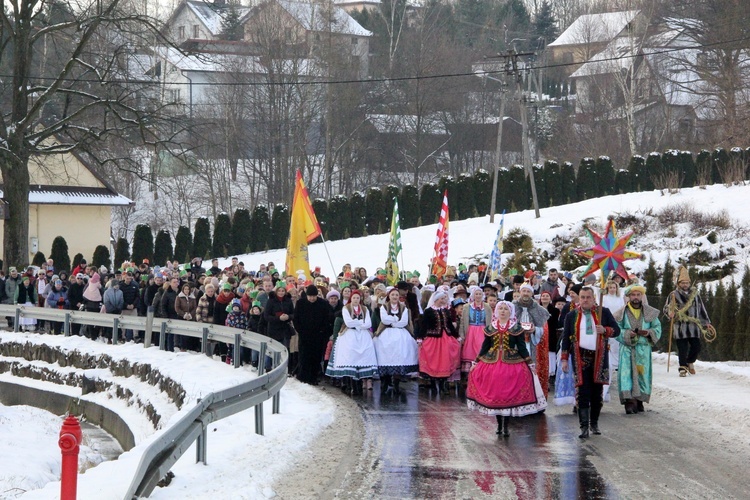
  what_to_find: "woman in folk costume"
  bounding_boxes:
[418,290,461,394]
[325,289,378,395]
[515,283,551,397]
[459,286,493,377]
[15,275,38,331]
[373,288,419,395]
[466,301,548,437]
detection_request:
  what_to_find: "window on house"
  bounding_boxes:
[679,118,693,135]
[352,37,358,46]
[193,25,200,38]
[178,26,185,39]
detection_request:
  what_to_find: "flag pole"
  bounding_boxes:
[318,234,338,279]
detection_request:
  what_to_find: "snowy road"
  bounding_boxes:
[309,367,750,500]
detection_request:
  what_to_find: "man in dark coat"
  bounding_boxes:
[67,273,86,336]
[263,284,294,346]
[561,286,620,439]
[160,277,180,351]
[294,285,332,385]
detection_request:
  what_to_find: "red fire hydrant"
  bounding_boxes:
[59,415,83,500]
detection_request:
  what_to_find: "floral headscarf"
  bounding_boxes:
[492,300,517,330]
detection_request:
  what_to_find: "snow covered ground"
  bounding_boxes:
[2,183,750,498]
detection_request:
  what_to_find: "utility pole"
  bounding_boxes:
[489,83,506,224]
[485,49,541,220]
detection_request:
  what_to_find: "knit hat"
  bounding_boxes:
[251,300,262,308]
[467,272,479,284]
[221,282,232,291]
[8,267,16,273]
[305,284,318,296]
[520,283,534,293]
[326,289,341,299]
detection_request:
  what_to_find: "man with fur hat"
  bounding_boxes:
[664,266,711,377]
[613,286,662,414]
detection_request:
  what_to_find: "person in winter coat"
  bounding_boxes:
[294,285,332,385]
[213,283,236,361]
[102,279,124,343]
[175,282,198,351]
[67,273,86,336]
[160,277,181,351]
[143,275,164,317]
[225,298,249,365]
[263,284,295,347]
[4,267,22,328]
[196,283,217,323]
[45,279,69,334]
[81,272,103,340]
[15,275,38,331]
[120,271,141,342]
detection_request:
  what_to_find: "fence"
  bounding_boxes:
[0,304,288,498]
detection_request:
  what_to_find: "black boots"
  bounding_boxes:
[578,407,590,439]
[380,375,392,394]
[496,416,510,437]
[590,404,602,435]
[625,400,637,415]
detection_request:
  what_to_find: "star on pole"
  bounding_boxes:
[573,219,641,284]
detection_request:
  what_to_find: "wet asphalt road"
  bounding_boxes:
[343,380,615,500]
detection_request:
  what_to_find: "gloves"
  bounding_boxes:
[183,313,192,321]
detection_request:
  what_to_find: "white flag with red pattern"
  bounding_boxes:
[430,190,449,278]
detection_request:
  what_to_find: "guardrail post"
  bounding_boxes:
[158,322,166,351]
[254,342,268,435]
[202,328,210,355]
[14,308,20,332]
[64,313,71,337]
[113,318,120,344]
[233,334,241,368]
[272,352,281,414]
[196,425,207,465]
[59,415,82,500]
[145,307,154,348]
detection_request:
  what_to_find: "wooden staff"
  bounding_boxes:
[666,291,675,372]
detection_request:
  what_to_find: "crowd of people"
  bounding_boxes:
[1,255,711,439]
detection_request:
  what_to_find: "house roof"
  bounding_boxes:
[0,185,133,206]
[549,10,640,47]
[276,0,372,37]
[186,0,254,37]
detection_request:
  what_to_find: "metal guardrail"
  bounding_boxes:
[0,304,288,498]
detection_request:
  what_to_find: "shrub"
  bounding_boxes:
[232,208,252,254]
[131,225,154,265]
[365,188,384,235]
[312,198,329,241]
[382,185,400,228]
[153,229,173,265]
[114,238,129,268]
[92,245,111,270]
[576,157,596,200]
[455,173,476,219]
[614,169,632,194]
[503,227,533,254]
[419,182,441,225]
[472,169,492,216]
[250,205,271,252]
[508,165,529,211]
[71,253,84,271]
[271,203,291,248]
[212,213,232,257]
[543,160,563,206]
[327,195,349,240]
[348,192,366,237]
[596,156,615,196]
[399,185,420,228]
[32,251,46,267]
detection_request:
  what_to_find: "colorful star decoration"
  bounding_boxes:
[573,219,641,284]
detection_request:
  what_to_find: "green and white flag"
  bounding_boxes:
[385,198,402,286]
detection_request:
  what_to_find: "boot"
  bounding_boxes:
[496,415,503,435]
[687,363,696,375]
[578,408,590,439]
[636,400,644,413]
[380,375,392,394]
[624,400,637,415]
[590,404,602,435]
[393,377,401,395]
[502,416,510,437]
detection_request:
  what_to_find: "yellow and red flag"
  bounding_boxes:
[430,190,449,278]
[285,170,322,278]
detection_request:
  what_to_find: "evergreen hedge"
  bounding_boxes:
[576,157,596,200]
[71,253,84,271]
[437,176,456,220]
[455,172,475,219]
[50,236,71,272]
[472,169,492,216]
[114,238,129,268]
[419,183,441,225]
[312,198,329,241]
[153,229,173,265]
[192,217,212,259]
[349,192,366,237]
[271,203,290,249]
[543,160,563,206]
[250,206,270,252]
[400,184,420,228]
[232,208,252,254]
[382,185,400,228]
[596,156,615,196]
[328,195,349,240]
[32,251,46,267]
[365,188,384,235]
[212,213,232,257]
[92,245,111,270]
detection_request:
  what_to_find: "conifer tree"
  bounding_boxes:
[327,195,350,240]
[680,150,697,188]
[220,3,244,41]
[312,198,329,240]
[212,213,232,257]
[711,147,729,184]
[382,185,400,227]
[719,280,737,360]
[419,183,441,225]
[32,251,46,267]
[576,157,597,201]
[49,236,71,272]
[508,165,529,211]
[614,169,632,194]
[192,217,211,259]
[531,164,547,208]
[399,184,420,228]
[495,167,511,211]
[472,169,492,216]
[153,229,173,265]
[114,238,129,268]
[131,225,154,265]
[561,161,576,202]
[661,256,674,297]
[596,156,615,196]
[365,188,384,235]
[71,253,84,271]
[250,206,271,252]
[708,282,726,360]
[231,208,252,254]
[628,155,647,191]
[270,204,290,248]
[646,152,664,189]
[662,149,681,185]
[532,0,558,47]
[644,258,660,300]
[695,149,712,186]
[543,160,563,206]
[92,245,111,270]
[455,173,476,219]
[733,267,750,361]
[349,192,367,237]
[174,226,193,262]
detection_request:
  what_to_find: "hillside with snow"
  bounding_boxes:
[218,183,750,287]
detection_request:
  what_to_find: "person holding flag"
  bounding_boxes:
[430,191,449,279]
[487,211,505,283]
[385,199,402,286]
[286,170,322,279]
